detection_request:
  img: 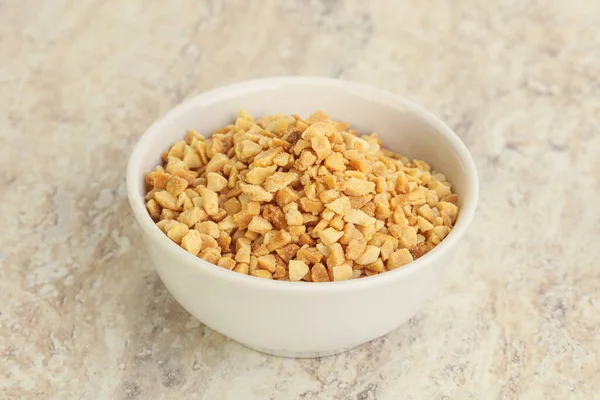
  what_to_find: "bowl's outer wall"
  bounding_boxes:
[128,78,476,355]
[147,235,451,354]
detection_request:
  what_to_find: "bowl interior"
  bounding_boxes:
[131,78,476,216]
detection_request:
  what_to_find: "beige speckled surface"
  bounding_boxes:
[2,1,599,399]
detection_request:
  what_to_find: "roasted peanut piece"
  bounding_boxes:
[181,230,202,255]
[154,190,180,211]
[206,172,228,192]
[343,209,375,226]
[257,254,277,273]
[354,245,381,265]
[197,188,219,216]
[166,175,189,197]
[248,216,273,234]
[332,264,353,281]
[387,249,414,270]
[146,199,161,220]
[166,222,190,244]
[318,228,344,246]
[252,270,273,279]
[310,263,330,282]
[289,260,309,281]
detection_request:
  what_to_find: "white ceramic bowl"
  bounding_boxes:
[127,77,478,358]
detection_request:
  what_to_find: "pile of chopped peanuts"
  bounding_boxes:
[144,110,459,282]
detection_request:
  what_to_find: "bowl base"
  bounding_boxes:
[238,342,357,358]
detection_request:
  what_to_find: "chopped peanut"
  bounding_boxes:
[332,264,353,281]
[146,199,161,220]
[324,152,346,172]
[193,220,219,238]
[234,242,251,263]
[417,204,434,222]
[248,216,273,234]
[166,175,189,197]
[343,177,375,196]
[197,188,219,216]
[318,228,344,246]
[387,249,413,270]
[416,216,434,232]
[166,222,189,244]
[310,135,332,160]
[276,244,300,263]
[266,230,292,251]
[380,238,396,261]
[252,269,273,279]
[236,140,262,161]
[346,237,367,261]
[325,196,351,215]
[218,257,236,270]
[223,198,242,215]
[343,209,375,226]
[326,243,346,268]
[289,260,309,281]
[285,208,304,226]
[181,230,202,255]
[178,207,206,228]
[206,172,228,192]
[311,263,330,282]
[264,172,297,192]
[246,165,277,185]
[154,190,180,211]
[200,248,221,264]
[296,245,323,264]
[365,259,385,272]
[319,189,340,204]
[355,245,380,265]
[233,263,250,275]
[275,187,299,207]
[257,254,277,273]
[240,183,273,202]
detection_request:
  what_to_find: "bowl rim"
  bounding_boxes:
[126,76,479,293]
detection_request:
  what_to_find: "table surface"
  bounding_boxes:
[2,1,599,399]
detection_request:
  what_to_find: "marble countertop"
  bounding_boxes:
[2,1,599,399]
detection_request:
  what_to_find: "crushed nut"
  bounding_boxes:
[332,264,353,281]
[178,207,206,227]
[387,248,414,270]
[248,216,273,234]
[325,195,351,215]
[146,199,161,220]
[165,222,189,244]
[218,257,236,270]
[289,260,309,281]
[344,209,375,226]
[251,269,273,279]
[257,254,277,273]
[326,243,346,268]
[355,245,380,265]
[155,190,180,211]
[318,227,344,246]
[200,248,221,264]
[197,188,219,216]
[311,263,330,282]
[181,230,202,255]
[345,237,367,260]
[206,172,228,192]
[166,175,189,197]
